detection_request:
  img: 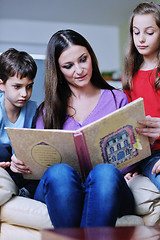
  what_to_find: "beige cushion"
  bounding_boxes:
[116,215,144,226]
[0,167,18,205]
[128,174,160,225]
[1,195,53,230]
[1,223,41,240]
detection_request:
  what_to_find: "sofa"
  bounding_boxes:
[0,167,160,240]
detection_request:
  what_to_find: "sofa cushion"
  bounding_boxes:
[1,223,41,240]
[1,196,53,230]
[128,174,160,225]
[116,215,144,226]
[1,195,53,230]
[0,167,18,205]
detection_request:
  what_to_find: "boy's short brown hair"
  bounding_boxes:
[0,48,37,83]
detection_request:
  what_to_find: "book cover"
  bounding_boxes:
[6,97,151,180]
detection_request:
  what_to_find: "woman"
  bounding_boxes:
[11,29,135,228]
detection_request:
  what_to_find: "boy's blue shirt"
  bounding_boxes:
[0,92,39,197]
[0,92,37,145]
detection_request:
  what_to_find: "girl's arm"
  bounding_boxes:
[124,172,138,183]
[136,115,160,145]
[136,115,160,174]
[152,160,160,174]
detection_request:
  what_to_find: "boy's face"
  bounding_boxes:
[0,75,34,109]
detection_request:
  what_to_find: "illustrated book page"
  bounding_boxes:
[6,97,151,180]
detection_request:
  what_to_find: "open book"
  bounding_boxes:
[6,97,151,180]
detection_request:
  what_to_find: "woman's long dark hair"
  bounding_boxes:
[123,2,160,91]
[38,29,116,129]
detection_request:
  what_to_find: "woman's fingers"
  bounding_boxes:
[10,154,31,174]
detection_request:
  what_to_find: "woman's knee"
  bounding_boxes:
[84,164,124,204]
[42,164,70,182]
[34,164,73,200]
[42,163,81,187]
[89,163,123,183]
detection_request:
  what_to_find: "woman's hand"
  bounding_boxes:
[124,172,138,182]
[136,115,160,145]
[0,162,11,168]
[10,154,32,174]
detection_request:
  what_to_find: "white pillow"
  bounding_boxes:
[0,167,18,205]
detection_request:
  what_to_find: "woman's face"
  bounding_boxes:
[58,45,93,89]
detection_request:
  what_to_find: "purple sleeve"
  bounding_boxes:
[36,115,44,129]
[116,91,129,108]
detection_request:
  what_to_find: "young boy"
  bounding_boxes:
[0,48,38,197]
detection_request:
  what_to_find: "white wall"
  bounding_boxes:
[0,19,119,72]
[0,19,120,105]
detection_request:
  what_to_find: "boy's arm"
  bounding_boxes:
[25,100,38,128]
[0,162,11,168]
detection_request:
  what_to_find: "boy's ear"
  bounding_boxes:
[0,79,5,92]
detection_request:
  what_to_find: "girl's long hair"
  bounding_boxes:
[123,2,160,90]
[38,29,116,129]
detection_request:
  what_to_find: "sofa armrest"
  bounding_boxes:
[0,167,18,206]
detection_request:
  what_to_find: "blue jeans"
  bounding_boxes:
[0,143,38,197]
[34,163,135,228]
[140,150,160,190]
[0,143,12,162]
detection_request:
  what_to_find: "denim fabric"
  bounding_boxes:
[34,163,135,228]
[0,143,39,197]
[0,143,12,162]
[140,149,160,190]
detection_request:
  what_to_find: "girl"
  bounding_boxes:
[122,2,160,187]
[11,30,135,228]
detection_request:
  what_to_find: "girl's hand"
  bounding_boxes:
[152,160,160,175]
[10,154,32,174]
[124,172,138,182]
[0,162,11,169]
[136,115,160,145]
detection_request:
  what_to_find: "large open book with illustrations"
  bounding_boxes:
[6,97,151,180]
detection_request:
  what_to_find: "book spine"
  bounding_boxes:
[73,131,92,181]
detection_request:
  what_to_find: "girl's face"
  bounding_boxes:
[58,45,92,89]
[133,14,160,58]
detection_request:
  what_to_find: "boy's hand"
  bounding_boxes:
[10,154,32,174]
[0,162,11,168]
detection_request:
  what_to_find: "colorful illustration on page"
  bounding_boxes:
[100,125,142,166]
